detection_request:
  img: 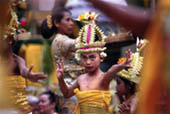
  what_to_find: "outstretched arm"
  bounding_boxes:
[17,55,47,82]
[105,31,133,44]
[87,0,152,36]
[104,50,132,82]
[56,60,79,98]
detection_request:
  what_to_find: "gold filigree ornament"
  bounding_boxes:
[117,38,149,83]
[77,11,99,24]
[2,0,24,40]
[10,0,26,6]
[6,76,30,113]
[75,13,107,60]
[3,8,19,40]
[47,15,53,29]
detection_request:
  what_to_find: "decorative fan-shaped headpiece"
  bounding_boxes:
[117,38,149,83]
[75,11,107,60]
[1,0,25,40]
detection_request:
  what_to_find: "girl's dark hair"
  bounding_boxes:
[41,8,71,39]
[116,75,136,95]
[41,90,60,112]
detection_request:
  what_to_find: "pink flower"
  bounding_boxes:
[20,18,27,28]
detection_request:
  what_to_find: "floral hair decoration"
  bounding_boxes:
[75,11,107,60]
[117,38,149,83]
[2,0,25,40]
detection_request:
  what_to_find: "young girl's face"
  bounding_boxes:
[116,77,128,97]
[80,52,101,73]
[56,12,73,36]
[39,94,55,113]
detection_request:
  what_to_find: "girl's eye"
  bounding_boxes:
[89,56,96,61]
[80,55,87,60]
[66,18,72,22]
[89,55,96,60]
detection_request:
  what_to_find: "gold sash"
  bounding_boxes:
[74,88,112,114]
[6,76,30,113]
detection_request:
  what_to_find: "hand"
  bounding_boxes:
[27,65,48,82]
[121,49,132,69]
[118,102,131,114]
[137,39,142,49]
[56,60,64,79]
[17,28,27,34]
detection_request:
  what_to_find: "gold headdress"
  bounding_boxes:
[117,38,149,83]
[3,9,19,40]
[1,0,24,40]
[77,11,99,24]
[75,11,107,60]
[47,15,53,29]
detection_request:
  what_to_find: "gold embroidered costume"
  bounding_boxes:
[7,76,30,113]
[51,34,76,60]
[74,88,112,114]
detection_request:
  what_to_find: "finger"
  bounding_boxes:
[56,59,59,64]
[122,95,126,101]
[37,80,45,84]
[123,104,129,111]
[127,49,131,58]
[125,65,132,69]
[34,73,47,77]
[56,58,61,63]
[37,73,47,77]
[61,60,64,69]
[125,105,130,110]
[40,74,48,77]
[123,103,128,109]
[125,50,132,63]
[118,104,122,109]
[28,64,34,73]
[56,61,61,69]
[57,59,63,67]
[121,103,126,109]
[118,110,123,114]
[56,62,59,69]
[125,51,129,59]
[54,56,58,62]
[35,75,48,80]
[58,62,62,69]
[130,50,133,54]
[44,74,48,78]
[118,105,124,113]
[39,72,46,75]
[138,39,142,48]
[118,106,123,112]
[59,58,62,62]
[35,72,44,75]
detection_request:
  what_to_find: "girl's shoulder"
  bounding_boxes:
[55,33,70,39]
